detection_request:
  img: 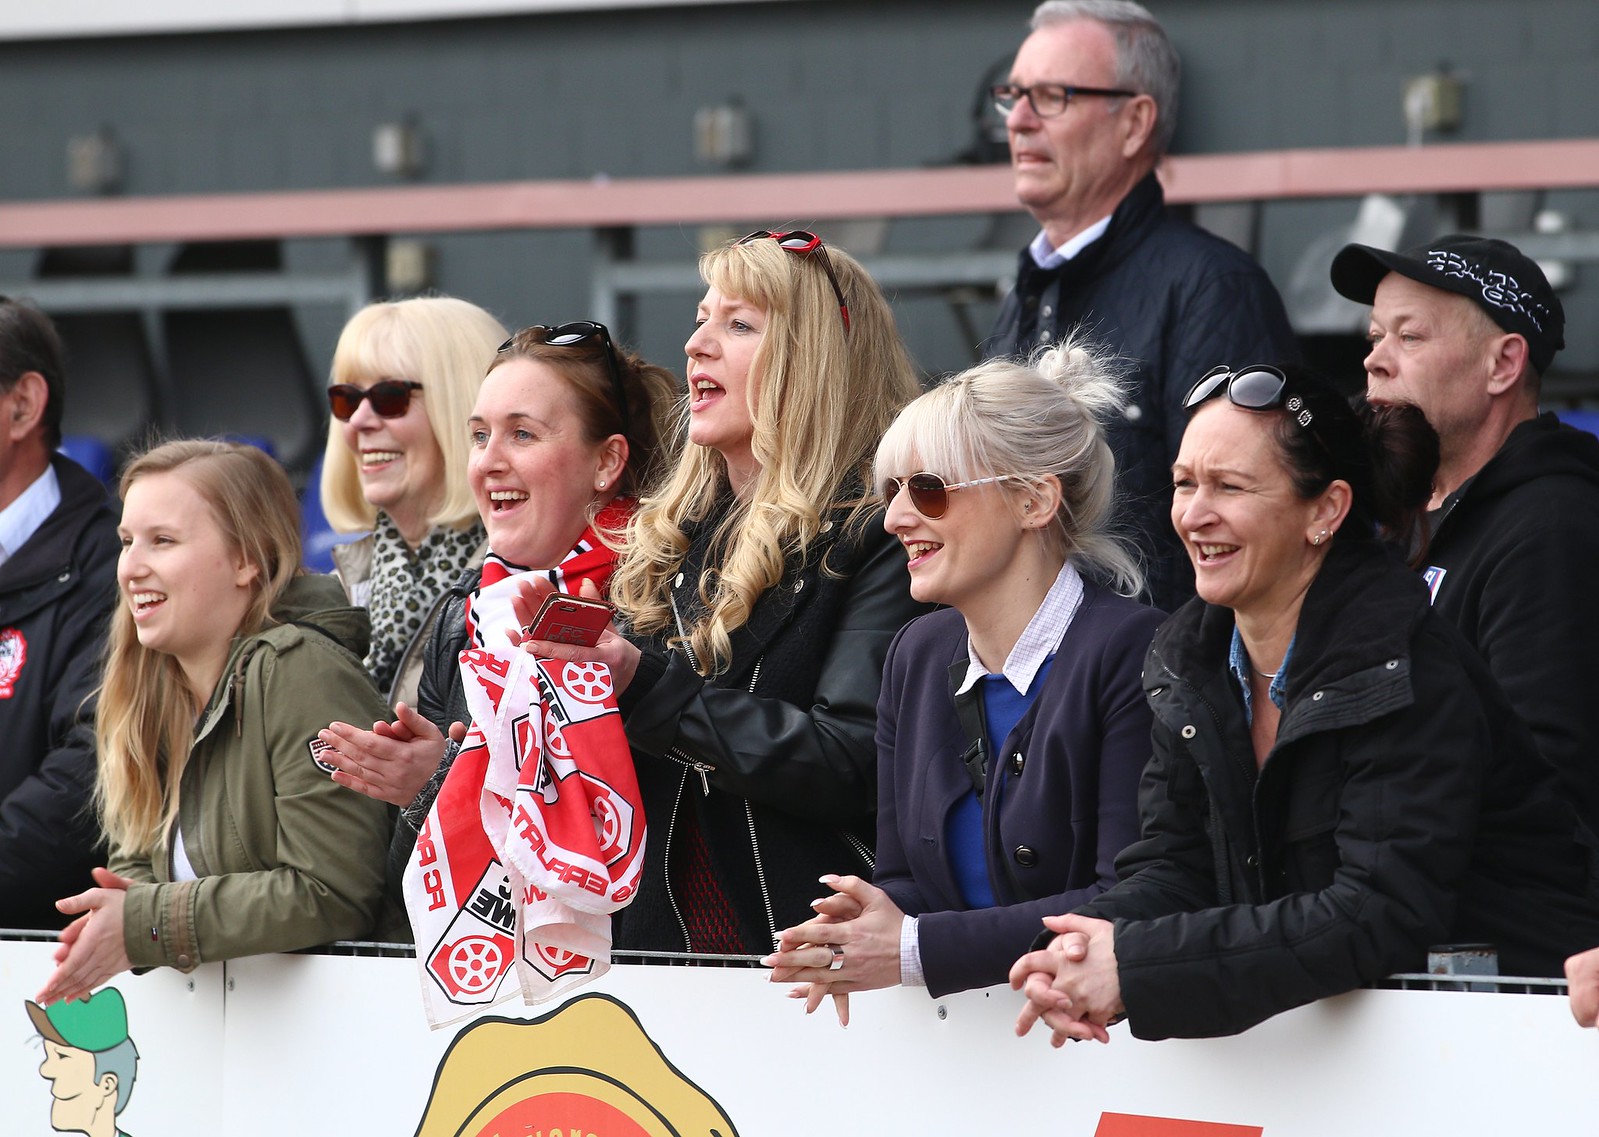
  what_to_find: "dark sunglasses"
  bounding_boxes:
[1183,364,1314,430]
[500,321,630,439]
[736,230,851,335]
[327,379,422,421]
[882,472,1015,519]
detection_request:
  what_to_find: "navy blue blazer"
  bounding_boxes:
[872,582,1163,996]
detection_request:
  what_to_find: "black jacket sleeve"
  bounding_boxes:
[0,524,118,927]
[621,528,923,825]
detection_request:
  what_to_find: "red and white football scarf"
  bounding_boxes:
[403,504,645,1028]
[462,500,631,650]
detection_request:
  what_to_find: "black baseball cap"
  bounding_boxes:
[1330,234,1566,375]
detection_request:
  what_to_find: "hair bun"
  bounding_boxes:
[1031,338,1128,422]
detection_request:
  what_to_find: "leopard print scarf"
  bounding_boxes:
[365,513,485,692]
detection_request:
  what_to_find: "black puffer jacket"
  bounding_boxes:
[0,455,119,930]
[983,172,1299,612]
[613,499,931,954]
[1075,539,1599,1040]
[1422,412,1599,837]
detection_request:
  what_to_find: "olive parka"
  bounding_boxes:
[113,574,394,971]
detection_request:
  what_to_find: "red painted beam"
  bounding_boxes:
[2,138,1596,248]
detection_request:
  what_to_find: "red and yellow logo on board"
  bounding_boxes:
[414,993,736,1137]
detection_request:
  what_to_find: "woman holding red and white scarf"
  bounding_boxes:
[317,324,675,908]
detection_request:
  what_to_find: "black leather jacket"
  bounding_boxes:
[1076,539,1599,1039]
[613,499,932,953]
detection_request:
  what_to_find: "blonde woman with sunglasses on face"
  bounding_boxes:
[321,296,508,705]
[765,341,1161,1018]
[513,231,931,956]
[37,441,392,1005]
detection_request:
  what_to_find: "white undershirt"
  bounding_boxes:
[171,827,199,881]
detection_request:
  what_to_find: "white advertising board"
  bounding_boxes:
[6,937,1594,1135]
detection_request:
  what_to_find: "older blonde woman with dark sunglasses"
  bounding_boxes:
[320,296,506,704]
[765,340,1161,1019]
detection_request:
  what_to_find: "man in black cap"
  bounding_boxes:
[1331,234,1599,837]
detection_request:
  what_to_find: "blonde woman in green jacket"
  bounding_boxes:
[36,441,393,1005]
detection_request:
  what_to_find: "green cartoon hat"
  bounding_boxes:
[25,989,129,1053]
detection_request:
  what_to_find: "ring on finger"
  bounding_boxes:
[828,943,845,972]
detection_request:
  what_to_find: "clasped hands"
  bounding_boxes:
[764,874,906,1027]
[1008,913,1126,1046]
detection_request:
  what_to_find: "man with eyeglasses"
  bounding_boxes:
[983,1,1297,612]
[1331,235,1599,840]
[0,297,119,931]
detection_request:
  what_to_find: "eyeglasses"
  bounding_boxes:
[991,82,1138,118]
[882,472,1017,519]
[501,321,630,439]
[736,230,851,335]
[327,379,422,421]
[1183,364,1313,429]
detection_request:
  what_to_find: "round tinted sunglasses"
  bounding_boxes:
[882,472,1016,519]
[1182,364,1312,427]
[327,379,422,421]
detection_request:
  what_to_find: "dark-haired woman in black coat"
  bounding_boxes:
[1012,366,1599,1043]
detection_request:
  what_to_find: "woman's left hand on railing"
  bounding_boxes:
[37,867,136,1005]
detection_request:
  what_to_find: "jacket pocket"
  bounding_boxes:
[1280,767,1342,891]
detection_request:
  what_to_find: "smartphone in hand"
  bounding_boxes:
[522,592,613,647]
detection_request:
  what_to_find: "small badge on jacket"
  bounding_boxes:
[308,737,338,775]
[0,628,27,698]
[1422,566,1447,604]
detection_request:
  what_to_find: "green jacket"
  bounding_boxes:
[113,575,393,971]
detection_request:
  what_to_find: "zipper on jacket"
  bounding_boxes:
[839,828,875,872]
[666,747,714,796]
[745,799,778,945]
[734,657,776,942]
[662,768,695,952]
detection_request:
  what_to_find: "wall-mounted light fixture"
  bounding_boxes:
[373,117,427,178]
[387,239,436,294]
[693,100,753,168]
[1403,67,1463,145]
[67,125,123,194]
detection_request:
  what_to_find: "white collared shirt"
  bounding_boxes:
[1027,215,1114,270]
[954,559,1085,698]
[0,464,61,569]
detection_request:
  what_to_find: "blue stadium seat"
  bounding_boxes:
[58,435,116,486]
[1555,408,1599,440]
[299,452,365,573]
